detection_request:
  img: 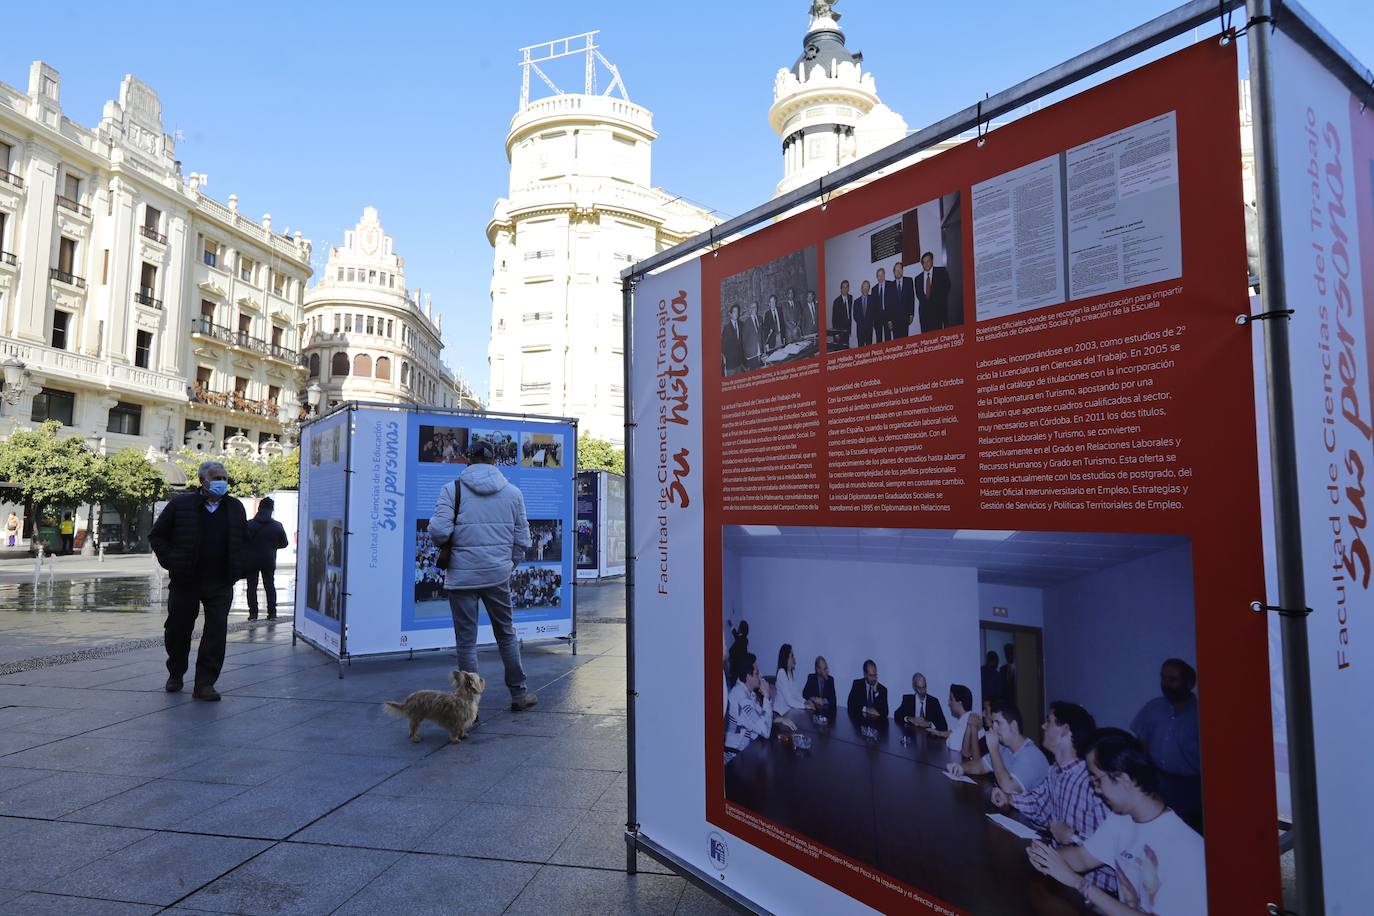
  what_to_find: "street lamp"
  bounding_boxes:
[1,357,30,410]
[306,381,322,417]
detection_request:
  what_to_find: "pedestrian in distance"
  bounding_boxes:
[59,512,75,554]
[245,496,289,620]
[149,460,247,701]
[427,438,539,712]
[5,510,18,547]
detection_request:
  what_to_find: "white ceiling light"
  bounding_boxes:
[740,525,783,537]
[952,530,1017,542]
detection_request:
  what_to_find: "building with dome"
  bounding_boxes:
[302,207,477,412]
[485,33,718,446]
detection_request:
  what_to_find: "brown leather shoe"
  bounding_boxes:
[510,693,538,712]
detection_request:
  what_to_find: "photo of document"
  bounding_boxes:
[1066,112,1182,300]
[973,156,1066,322]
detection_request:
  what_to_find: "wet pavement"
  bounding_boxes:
[0,576,731,915]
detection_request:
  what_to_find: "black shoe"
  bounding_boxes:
[247,612,259,620]
[266,612,277,620]
[192,685,221,702]
[165,676,183,693]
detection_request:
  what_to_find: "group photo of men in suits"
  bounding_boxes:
[825,193,965,353]
[720,247,820,378]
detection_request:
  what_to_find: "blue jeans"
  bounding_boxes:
[447,582,528,699]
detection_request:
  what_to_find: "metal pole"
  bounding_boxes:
[1246,1,1325,911]
[621,276,639,874]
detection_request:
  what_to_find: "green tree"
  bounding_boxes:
[223,454,271,497]
[264,448,299,491]
[576,435,625,476]
[0,422,104,545]
[98,448,167,550]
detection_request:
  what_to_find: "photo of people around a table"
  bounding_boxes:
[719,525,1206,914]
[417,425,470,464]
[719,246,820,377]
[823,192,964,353]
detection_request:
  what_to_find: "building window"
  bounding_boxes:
[101,249,109,284]
[51,310,71,350]
[336,268,343,281]
[308,353,320,377]
[268,384,280,405]
[347,268,355,282]
[375,356,391,380]
[196,366,212,389]
[239,257,253,283]
[271,326,283,347]
[401,362,411,386]
[366,316,375,335]
[388,274,395,288]
[354,353,371,376]
[200,299,216,320]
[140,262,157,297]
[134,330,152,369]
[272,271,285,296]
[368,270,376,284]
[333,314,341,333]
[331,352,350,377]
[238,314,251,336]
[107,402,142,436]
[386,319,394,337]
[203,238,218,268]
[63,173,80,202]
[0,140,10,172]
[31,387,75,425]
[58,236,77,274]
[234,376,249,396]
[143,205,160,231]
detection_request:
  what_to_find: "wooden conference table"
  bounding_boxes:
[725,709,1085,915]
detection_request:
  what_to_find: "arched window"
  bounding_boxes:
[375,356,391,380]
[331,352,350,377]
[401,362,411,386]
[354,353,371,377]
[308,353,320,377]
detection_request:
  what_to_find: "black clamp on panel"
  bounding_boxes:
[1221,11,1275,45]
[1235,309,1294,326]
[976,94,991,148]
[1250,601,1313,618]
[1267,905,1300,916]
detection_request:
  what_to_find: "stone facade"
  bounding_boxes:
[302,207,478,412]
[0,62,312,463]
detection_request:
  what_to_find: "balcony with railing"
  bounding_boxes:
[188,382,281,419]
[139,225,167,245]
[0,168,22,190]
[189,317,298,364]
[56,195,91,218]
[134,287,162,309]
[49,267,86,289]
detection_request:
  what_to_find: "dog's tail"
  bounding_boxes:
[382,700,409,717]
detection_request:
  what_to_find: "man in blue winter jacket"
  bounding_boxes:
[427,438,538,711]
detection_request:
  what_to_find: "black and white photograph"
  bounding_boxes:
[520,432,563,469]
[720,246,820,377]
[309,433,321,468]
[324,569,342,621]
[418,425,470,464]
[721,525,1207,915]
[823,192,964,353]
[305,519,326,614]
[469,428,518,466]
[326,519,343,567]
[511,564,562,609]
[524,519,563,563]
[329,425,341,463]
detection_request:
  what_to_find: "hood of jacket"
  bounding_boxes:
[253,509,273,521]
[459,463,509,496]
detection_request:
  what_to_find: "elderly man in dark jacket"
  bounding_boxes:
[149,460,247,701]
[245,496,289,620]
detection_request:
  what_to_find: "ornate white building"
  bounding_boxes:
[0,61,312,468]
[486,34,718,445]
[302,207,477,412]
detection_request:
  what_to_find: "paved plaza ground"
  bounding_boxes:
[0,564,731,915]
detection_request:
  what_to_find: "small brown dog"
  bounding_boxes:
[383,669,485,743]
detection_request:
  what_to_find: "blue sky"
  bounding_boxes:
[5,0,1371,394]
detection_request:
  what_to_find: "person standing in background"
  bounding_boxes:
[245,496,289,621]
[5,511,19,547]
[59,512,75,554]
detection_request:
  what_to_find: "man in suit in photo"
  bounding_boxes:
[802,655,838,717]
[761,294,788,354]
[915,251,952,333]
[872,268,889,343]
[721,304,745,376]
[854,279,874,347]
[801,289,821,337]
[894,672,949,731]
[847,659,889,721]
[892,260,915,338]
[831,280,854,349]
[740,302,763,370]
[782,288,803,343]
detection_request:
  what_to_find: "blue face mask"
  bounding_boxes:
[206,480,229,497]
